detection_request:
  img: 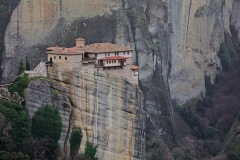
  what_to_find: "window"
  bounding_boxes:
[59,56,61,59]
[107,61,108,64]
[127,52,129,55]
[54,56,56,59]
[105,54,107,57]
[108,53,110,56]
[65,57,67,60]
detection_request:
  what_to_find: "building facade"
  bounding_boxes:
[45,38,139,84]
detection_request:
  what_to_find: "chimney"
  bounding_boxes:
[126,43,131,49]
[76,38,85,48]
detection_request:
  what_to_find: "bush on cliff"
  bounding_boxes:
[70,127,83,160]
[8,73,30,97]
[0,100,30,149]
[31,105,62,144]
[84,142,98,160]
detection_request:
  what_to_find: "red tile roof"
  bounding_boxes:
[84,43,133,53]
[131,65,139,70]
[46,47,83,55]
[46,41,133,55]
[101,56,129,60]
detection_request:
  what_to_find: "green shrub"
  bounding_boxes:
[0,100,30,147]
[31,105,62,144]
[84,142,98,160]
[0,151,29,160]
[25,57,30,71]
[17,59,25,76]
[8,74,30,97]
[70,127,82,160]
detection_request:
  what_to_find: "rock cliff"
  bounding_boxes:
[2,0,240,158]
[25,64,145,160]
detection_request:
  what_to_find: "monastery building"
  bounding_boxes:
[44,38,139,84]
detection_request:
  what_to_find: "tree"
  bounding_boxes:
[31,105,62,143]
[17,59,25,76]
[84,142,98,160]
[0,100,30,148]
[25,56,30,71]
[70,127,83,160]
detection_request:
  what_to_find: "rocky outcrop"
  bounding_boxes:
[25,64,145,160]
[25,78,71,148]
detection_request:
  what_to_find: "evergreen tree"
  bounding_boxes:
[25,56,30,71]
[70,127,82,160]
[17,59,25,75]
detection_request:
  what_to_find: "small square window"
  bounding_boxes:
[54,56,56,59]
[65,57,67,60]
[59,56,61,59]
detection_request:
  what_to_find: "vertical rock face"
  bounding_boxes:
[168,0,233,105]
[25,64,145,160]
[25,78,71,148]
[230,0,240,40]
[3,0,240,156]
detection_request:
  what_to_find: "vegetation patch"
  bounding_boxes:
[8,74,30,97]
[70,127,82,160]
[31,105,62,143]
[84,142,98,160]
[0,100,30,148]
[0,151,29,160]
[218,33,237,70]
[175,95,218,139]
[225,136,240,159]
